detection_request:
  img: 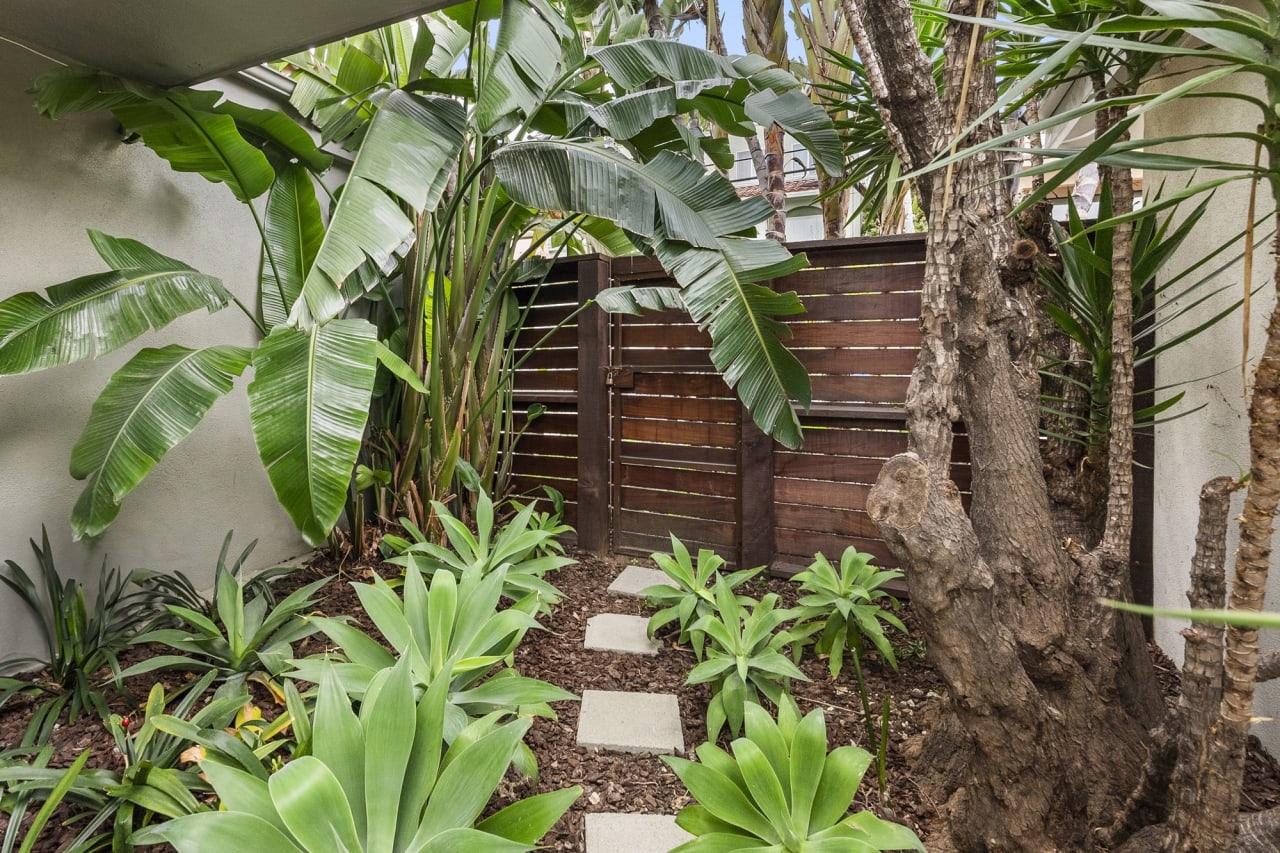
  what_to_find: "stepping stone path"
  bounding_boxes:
[576,564,688,852]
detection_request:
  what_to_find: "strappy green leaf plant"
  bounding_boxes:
[0,671,246,853]
[0,528,157,745]
[134,658,582,852]
[663,697,924,852]
[687,581,808,742]
[640,534,763,659]
[116,543,328,691]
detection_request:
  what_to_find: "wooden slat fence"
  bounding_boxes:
[506,234,951,573]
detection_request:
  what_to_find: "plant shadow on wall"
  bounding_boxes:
[0,0,843,553]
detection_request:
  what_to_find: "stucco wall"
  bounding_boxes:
[0,42,309,665]
[1146,65,1280,752]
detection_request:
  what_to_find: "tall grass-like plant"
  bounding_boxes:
[663,697,923,852]
[135,658,582,852]
[0,527,156,745]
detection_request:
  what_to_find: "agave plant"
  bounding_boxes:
[791,547,905,678]
[688,581,808,742]
[6,4,843,547]
[663,697,924,852]
[384,488,572,610]
[640,534,763,659]
[134,658,582,852]
[288,563,574,766]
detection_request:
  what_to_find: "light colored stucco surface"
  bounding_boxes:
[1146,64,1280,753]
[0,42,309,666]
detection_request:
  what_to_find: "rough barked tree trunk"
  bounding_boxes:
[848,2,1159,848]
[744,0,787,241]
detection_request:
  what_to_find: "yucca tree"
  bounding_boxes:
[3,1,841,547]
[846,0,1280,846]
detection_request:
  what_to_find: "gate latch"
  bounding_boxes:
[606,367,634,389]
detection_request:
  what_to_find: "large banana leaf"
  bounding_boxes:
[290,91,467,326]
[494,143,773,248]
[476,0,571,132]
[493,141,808,447]
[247,320,378,546]
[260,164,325,328]
[32,67,330,203]
[655,237,810,449]
[0,231,230,375]
[69,345,252,539]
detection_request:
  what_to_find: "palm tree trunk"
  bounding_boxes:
[744,0,787,241]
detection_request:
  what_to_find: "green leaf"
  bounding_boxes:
[376,341,429,395]
[312,665,367,833]
[809,745,870,831]
[414,719,531,840]
[199,761,290,836]
[661,755,780,843]
[595,285,686,314]
[261,164,325,328]
[292,91,466,325]
[68,344,250,539]
[475,786,583,843]
[842,811,925,851]
[361,656,417,850]
[742,88,843,176]
[268,756,362,853]
[132,812,304,853]
[247,320,378,546]
[653,238,809,449]
[0,232,230,375]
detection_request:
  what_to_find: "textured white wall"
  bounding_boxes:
[1146,65,1280,753]
[0,43,309,665]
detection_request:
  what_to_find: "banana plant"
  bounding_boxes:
[134,657,582,852]
[6,1,844,547]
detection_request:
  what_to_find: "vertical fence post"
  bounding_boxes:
[576,257,612,555]
[738,406,776,570]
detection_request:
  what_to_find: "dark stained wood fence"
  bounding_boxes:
[509,234,951,572]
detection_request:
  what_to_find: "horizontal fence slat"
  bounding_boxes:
[511,432,578,457]
[620,486,738,523]
[618,509,738,548]
[775,502,884,539]
[618,442,739,468]
[621,394,738,422]
[629,372,734,397]
[797,292,922,321]
[810,374,912,404]
[789,320,919,348]
[620,417,738,447]
[620,463,738,497]
[774,478,871,510]
[795,347,918,376]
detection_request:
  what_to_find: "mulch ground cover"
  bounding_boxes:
[4,541,1280,851]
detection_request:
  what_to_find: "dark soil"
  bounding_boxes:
[3,543,1280,851]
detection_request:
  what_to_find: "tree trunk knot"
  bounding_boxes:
[868,453,931,531]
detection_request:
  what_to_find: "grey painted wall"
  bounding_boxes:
[1146,66,1280,753]
[0,42,309,665]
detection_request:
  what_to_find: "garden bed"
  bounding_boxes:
[4,543,1280,851]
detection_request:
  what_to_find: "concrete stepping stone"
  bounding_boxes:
[584,813,692,852]
[607,565,675,598]
[577,690,684,755]
[585,614,661,655]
